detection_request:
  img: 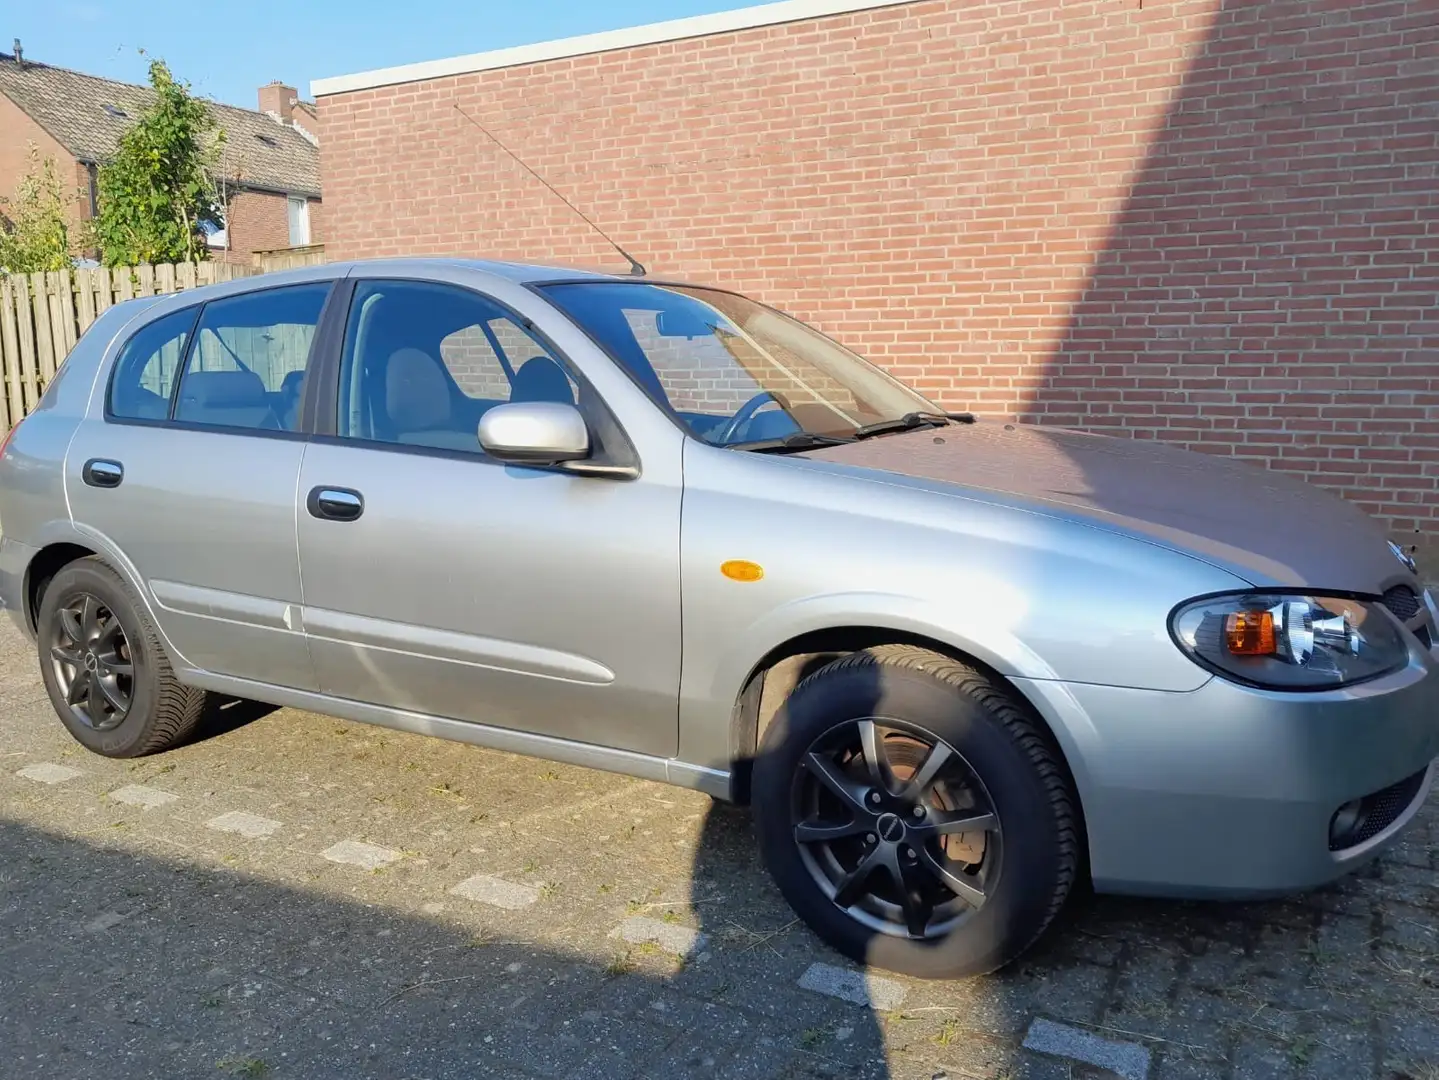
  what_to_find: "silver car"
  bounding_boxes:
[1,259,1435,979]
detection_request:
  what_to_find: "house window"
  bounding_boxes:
[287,196,311,247]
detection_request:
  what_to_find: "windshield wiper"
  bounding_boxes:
[851,411,973,440]
[727,432,856,454]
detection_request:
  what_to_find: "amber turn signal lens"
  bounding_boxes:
[721,560,764,582]
[1224,611,1276,655]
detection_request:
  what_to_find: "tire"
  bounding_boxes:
[36,556,207,758]
[752,645,1078,979]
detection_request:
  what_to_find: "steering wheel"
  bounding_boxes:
[715,391,789,444]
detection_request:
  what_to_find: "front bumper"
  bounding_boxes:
[1015,640,1439,898]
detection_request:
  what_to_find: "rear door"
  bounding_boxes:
[65,281,336,689]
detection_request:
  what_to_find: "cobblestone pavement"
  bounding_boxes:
[0,619,1435,1080]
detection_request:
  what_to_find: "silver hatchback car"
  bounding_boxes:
[1,259,1435,978]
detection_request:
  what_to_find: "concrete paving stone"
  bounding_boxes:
[1029,959,1115,1024]
[1152,1056,1231,1080]
[1023,1017,1152,1080]
[449,872,540,910]
[319,839,401,870]
[107,783,179,808]
[611,914,708,955]
[206,809,284,839]
[1230,1035,1299,1080]
[15,761,83,784]
[797,962,908,1012]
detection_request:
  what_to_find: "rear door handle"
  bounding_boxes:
[82,459,124,488]
[307,486,364,522]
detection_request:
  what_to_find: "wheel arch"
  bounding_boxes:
[20,527,189,671]
[24,541,98,634]
[726,625,1091,881]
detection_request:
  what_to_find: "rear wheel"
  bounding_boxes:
[752,645,1078,978]
[37,557,206,758]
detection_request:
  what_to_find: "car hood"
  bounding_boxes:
[799,422,1403,591]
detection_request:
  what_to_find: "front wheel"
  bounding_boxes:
[752,645,1079,979]
[37,557,207,758]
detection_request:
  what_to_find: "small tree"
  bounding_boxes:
[92,60,224,266]
[0,145,73,274]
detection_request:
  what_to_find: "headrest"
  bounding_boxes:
[178,369,267,409]
[510,356,574,405]
[385,348,451,431]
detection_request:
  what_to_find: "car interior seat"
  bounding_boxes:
[509,356,575,406]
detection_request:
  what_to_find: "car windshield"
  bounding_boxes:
[541,282,942,447]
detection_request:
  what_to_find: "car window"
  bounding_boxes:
[543,282,935,445]
[108,307,200,421]
[338,280,576,454]
[173,284,330,432]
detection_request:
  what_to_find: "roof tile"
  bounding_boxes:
[0,56,320,197]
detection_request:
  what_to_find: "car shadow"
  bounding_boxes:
[185,694,282,745]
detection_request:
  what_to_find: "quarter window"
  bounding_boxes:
[338,280,575,454]
[173,284,330,431]
[108,307,200,421]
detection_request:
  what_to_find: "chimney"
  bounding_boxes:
[11,39,21,63]
[258,80,297,124]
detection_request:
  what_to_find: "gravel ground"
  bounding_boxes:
[0,618,1435,1080]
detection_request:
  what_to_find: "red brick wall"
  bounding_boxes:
[0,93,87,228]
[317,0,1439,555]
[222,189,323,260]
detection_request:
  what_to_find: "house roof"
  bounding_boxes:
[0,54,320,198]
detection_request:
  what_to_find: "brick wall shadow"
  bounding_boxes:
[1021,0,1439,563]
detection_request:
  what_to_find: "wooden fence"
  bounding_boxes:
[0,260,261,431]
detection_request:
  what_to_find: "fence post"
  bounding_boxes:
[0,278,20,429]
[13,276,39,412]
[29,272,57,386]
[156,262,176,295]
[75,268,96,335]
[95,266,114,314]
[51,269,77,359]
[178,262,197,291]
[136,263,155,297]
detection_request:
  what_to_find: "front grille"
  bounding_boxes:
[1381,585,1421,622]
[1329,768,1429,852]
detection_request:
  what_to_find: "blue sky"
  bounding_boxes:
[10,0,751,109]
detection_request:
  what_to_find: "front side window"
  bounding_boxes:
[541,282,938,447]
[108,307,200,421]
[337,280,576,454]
[173,283,330,431]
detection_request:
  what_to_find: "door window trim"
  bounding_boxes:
[101,279,343,442]
[308,276,641,476]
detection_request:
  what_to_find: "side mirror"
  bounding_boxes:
[478,402,590,465]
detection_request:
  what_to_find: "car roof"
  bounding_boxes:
[106,257,698,330]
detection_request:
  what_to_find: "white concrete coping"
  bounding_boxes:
[312,0,921,97]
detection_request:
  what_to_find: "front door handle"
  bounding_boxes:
[82,459,124,488]
[307,486,364,522]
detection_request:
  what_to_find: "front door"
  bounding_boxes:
[65,282,333,690]
[295,277,682,757]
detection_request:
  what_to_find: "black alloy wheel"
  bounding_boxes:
[48,591,134,731]
[793,717,1002,941]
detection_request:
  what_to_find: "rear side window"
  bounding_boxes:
[173,284,330,431]
[108,307,200,420]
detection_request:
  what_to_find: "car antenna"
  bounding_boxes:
[453,103,647,278]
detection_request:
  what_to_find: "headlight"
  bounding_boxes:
[1170,593,1409,690]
